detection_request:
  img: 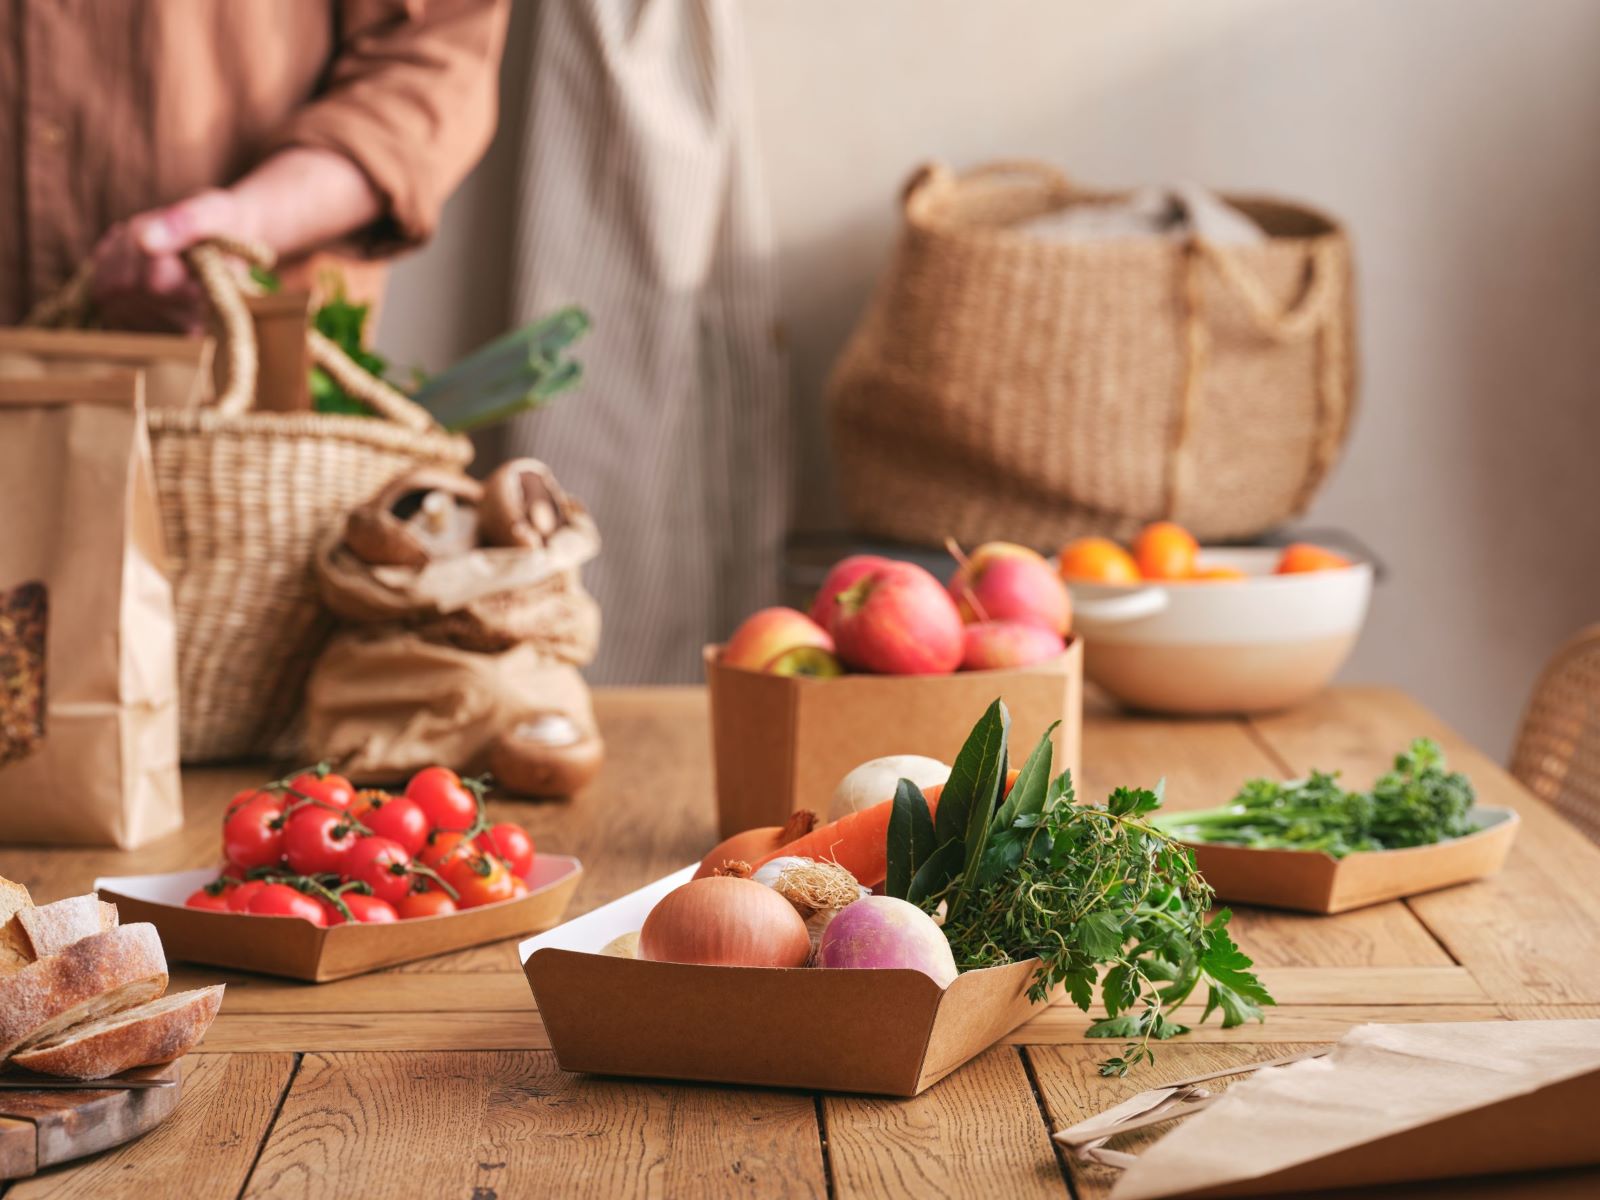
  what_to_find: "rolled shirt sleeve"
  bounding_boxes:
[271,0,510,249]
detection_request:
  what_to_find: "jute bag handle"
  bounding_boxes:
[24,239,437,432]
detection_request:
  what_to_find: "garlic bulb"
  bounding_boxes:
[749,856,869,961]
[831,756,951,821]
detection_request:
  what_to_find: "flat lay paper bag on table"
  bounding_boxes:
[0,375,181,847]
[1074,1020,1600,1199]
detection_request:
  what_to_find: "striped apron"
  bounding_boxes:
[491,0,789,684]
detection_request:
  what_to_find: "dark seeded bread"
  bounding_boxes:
[12,985,224,1080]
[0,924,168,1060]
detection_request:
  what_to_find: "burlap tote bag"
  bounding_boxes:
[828,160,1357,547]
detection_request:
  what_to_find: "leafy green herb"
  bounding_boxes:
[311,287,391,415]
[1152,739,1475,857]
[885,700,1273,1076]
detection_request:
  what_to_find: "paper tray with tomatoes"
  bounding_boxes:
[98,856,583,982]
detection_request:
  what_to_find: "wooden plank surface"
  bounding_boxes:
[0,685,1594,1200]
[823,1048,1063,1199]
[1250,688,1600,1005]
[6,1055,294,1199]
[241,1051,826,1200]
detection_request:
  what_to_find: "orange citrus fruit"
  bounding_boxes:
[1276,543,1352,574]
[1190,564,1247,582]
[1132,522,1198,580]
[1057,537,1140,584]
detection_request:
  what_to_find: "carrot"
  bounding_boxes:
[754,768,1020,887]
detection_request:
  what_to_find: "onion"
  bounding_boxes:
[816,896,958,986]
[638,876,811,968]
[693,809,817,879]
[831,756,950,820]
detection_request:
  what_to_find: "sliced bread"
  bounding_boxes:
[0,923,168,1060]
[15,894,118,958]
[12,985,225,1080]
[0,876,32,975]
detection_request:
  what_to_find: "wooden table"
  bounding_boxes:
[3,686,1599,1199]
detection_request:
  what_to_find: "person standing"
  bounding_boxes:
[0,0,509,329]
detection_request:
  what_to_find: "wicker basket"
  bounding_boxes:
[32,241,471,760]
[827,160,1357,548]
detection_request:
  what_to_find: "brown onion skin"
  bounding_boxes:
[638,877,811,968]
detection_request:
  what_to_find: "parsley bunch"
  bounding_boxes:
[1153,739,1475,857]
[886,701,1273,1076]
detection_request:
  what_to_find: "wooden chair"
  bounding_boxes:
[1510,624,1600,844]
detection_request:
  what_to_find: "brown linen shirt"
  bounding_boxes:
[0,0,508,324]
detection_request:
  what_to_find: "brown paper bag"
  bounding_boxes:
[0,327,213,409]
[1055,1020,1600,1198]
[0,375,182,846]
[304,632,595,782]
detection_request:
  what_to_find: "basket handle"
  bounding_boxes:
[24,239,438,431]
[1194,237,1341,343]
[902,158,1074,204]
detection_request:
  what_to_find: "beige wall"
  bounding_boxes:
[379,0,1600,758]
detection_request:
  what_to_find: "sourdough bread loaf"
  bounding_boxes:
[0,923,168,1060]
[15,894,118,958]
[12,985,224,1080]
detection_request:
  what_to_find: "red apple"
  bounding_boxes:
[722,607,834,672]
[832,563,963,675]
[809,554,893,633]
[766,645,845,677]
[948,544,1071,635]
[960,620,1066,671]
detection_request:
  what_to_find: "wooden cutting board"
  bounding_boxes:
[0,1060,183,1180]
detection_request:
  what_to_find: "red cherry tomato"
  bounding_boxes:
[444,850,516,909]
[225,880,270,912]
[287,771,356,812]
[341,836,415,905]
[282,806,364,876]
[224,788,273,821]
[351,793,429,858]
[322,893,399,925]
[184,885,233,912]
[510,876,529,898]
[222,793,286,871]
[396,886,459,920]
[474,823,535,880]
[405,766,479,832]
[418,829,472,873]
[246,883,327,925]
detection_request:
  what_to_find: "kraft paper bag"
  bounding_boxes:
[304,633,596,782]
[0,327,213,409]
[0,374,183,847]
[1057,1020,1600,1198]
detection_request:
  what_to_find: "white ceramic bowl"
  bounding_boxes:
[1066,548,1372,715]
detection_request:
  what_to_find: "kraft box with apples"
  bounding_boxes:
[707,546,1083,837]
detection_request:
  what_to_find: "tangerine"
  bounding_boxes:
[1276,543,1352,574]
[1132,522,1198,580]
[1190,564,1248,582]
[1057,537,1141,584]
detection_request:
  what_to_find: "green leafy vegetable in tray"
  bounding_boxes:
[886,700,1273,1077]
[1152,738,1476,857]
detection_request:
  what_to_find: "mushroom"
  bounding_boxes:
[344,469,484,568]
[488,711,604,797]
[479,459,578,549]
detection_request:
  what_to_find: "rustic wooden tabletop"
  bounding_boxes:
[2,686,1598,1199]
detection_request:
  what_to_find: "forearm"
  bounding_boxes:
[228,148,384,258]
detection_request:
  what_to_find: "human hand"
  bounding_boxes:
[89,189,255,332]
